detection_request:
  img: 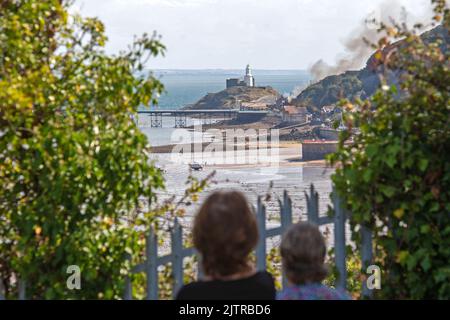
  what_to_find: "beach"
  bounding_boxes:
[148,139,335,222]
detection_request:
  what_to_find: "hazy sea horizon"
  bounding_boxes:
[141,69,312,110]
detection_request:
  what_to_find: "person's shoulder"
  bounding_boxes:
[250,271,275,288]
[330,287,351,300]
[320,284,351,300]
[247,271,276,300]
[176,281,207,300]
[276,286,300,300]
[253,271,275,282]
[276,283,350,300]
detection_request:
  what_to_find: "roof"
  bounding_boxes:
[321,105,335,112]
[301,140,339,144]
[283,105,308,115]
[241,102,268,109]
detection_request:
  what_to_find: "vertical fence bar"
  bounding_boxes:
[255,197,267,271]
[305,184,320,224]
[333,190,347,290]
[195,250,204,280]
[171,219,184,299]
[0,280,5,300]
[361,226,374,299]
[280,190,293,231]
[123,254,133,300]
[146,227,159,300]
[124,185,363,300]
[18,279,26,300]
[279,190,293,288]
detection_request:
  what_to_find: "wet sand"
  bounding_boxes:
[149,143,334,220]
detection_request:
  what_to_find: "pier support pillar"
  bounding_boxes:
[150,113,162,128]
[174,113,187,128]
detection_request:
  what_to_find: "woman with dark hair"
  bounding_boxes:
[277,222,350,300]
[176,190,276,300]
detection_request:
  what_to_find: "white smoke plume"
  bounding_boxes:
[284,84,309,102]
[309,0,433,82]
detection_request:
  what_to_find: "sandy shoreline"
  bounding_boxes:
[150,141,330,170]
[150,141,301,153]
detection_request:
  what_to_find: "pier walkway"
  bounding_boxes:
[136,109,268,128]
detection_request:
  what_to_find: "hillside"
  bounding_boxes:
[185,86,280,110]
[293,25,449,112]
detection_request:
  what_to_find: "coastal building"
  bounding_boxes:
[281,106,309,124]
[321,105,335,114]
[226,78,245,88]
[226,64,256,89]
[301,140,339,161]
[240,102,268,110]
[317,127,340,140]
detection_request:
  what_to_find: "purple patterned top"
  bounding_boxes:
[277,283,351,300]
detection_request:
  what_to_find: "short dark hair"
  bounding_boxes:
[280,222,328,285]
[193,190,258,278]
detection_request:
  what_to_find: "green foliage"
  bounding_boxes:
[0,0,169,299]
[329,0,450,299]
[294,72,366,112]
[266,246,282,290]
[324,246,362,299]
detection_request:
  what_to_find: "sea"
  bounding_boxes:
[139,69,312,146]
[146,69,312,110]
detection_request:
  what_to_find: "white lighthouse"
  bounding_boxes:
[226,64,256,89]
[244,64,255,87]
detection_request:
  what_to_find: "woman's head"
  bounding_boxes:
[193,190,258,278]
[280,222,328,285]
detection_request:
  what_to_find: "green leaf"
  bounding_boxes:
[366,144,378,158]
[380,185,396,198]
[393,208,405,219]
[421,256,431,272]
[418,159,429,172]
[363,169,372,182]
[385,156,397,168]
[420,225,430,234]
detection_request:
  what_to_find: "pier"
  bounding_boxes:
[136,109,268,128]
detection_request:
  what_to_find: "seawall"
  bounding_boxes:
[301,141,338,161]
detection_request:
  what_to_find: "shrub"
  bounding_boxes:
[0,0,167,299]
[329,0,450,299]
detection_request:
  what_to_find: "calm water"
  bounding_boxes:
[144,69,311,110]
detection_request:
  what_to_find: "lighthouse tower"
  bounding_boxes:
[244,64,255,87]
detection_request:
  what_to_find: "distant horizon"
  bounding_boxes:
[74,0,434,70]
[151,68,309,71]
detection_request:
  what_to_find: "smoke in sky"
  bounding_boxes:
[308,0,433,81]
[284,84,309,102]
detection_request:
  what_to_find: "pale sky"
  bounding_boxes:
[73,0,435,70]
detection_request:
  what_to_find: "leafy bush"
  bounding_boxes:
[329,0,450,299]
[0,0,168,299]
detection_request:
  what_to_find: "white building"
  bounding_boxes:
[244,64,255,87]
[226,64,255,88]
[282,106,309,124]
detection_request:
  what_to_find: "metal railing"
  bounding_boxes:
[5,184,373,300]
[124,184,374,300]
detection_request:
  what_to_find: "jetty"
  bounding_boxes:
[136,109,268,128]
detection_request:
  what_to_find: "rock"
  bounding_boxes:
[185,86,281,110]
